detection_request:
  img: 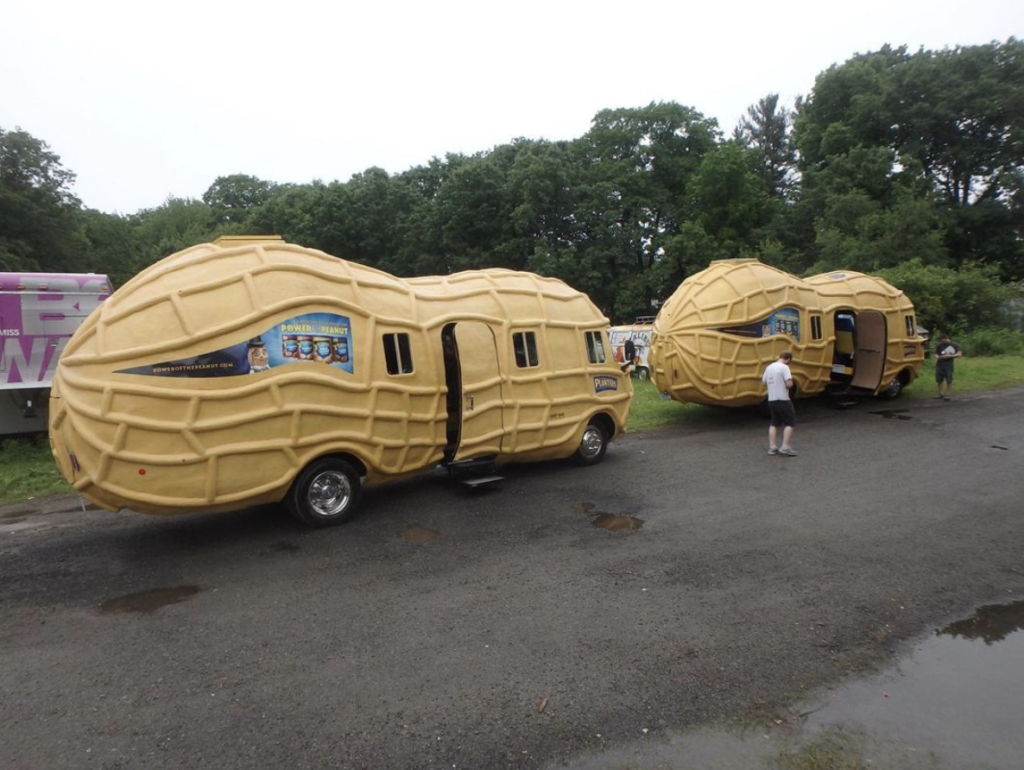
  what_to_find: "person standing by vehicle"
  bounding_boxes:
[934,334,963,400]
[763,351,797,456]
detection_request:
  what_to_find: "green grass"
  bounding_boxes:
[904,354,1024,398]
[625,377,705,432]
[769,727,869,770]
[2,355,1022,506]
[0,434,71,506]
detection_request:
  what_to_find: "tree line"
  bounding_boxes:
[2,39,1022,337]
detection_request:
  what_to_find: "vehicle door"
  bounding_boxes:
[452,322,504,461]
[849,310,886,391]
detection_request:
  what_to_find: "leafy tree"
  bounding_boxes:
[203,174,277,224]
[687,143,773,255]
[887,40,1024,208]
[576,102,721,319]
[130,197,217,269]
[432,144,528,273]
[875,259,1014,333]
[734,93,797,199]
[310,168,416,271]
[0,127,83,271]
[77,209,140,287]
[244,182,327,247]
[793,41,1024,278]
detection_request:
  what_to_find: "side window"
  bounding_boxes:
[383,333,413,375]
[585,331,606,364]
[905,315,916,336]
[810,315,823,341]
[513,331,540,368]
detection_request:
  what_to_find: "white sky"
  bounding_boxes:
[2,0,1022,215]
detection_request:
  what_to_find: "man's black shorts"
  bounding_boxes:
[935,365,954,384]
[768,400,796,427]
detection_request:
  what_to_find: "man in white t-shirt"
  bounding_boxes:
[762,351,797,456]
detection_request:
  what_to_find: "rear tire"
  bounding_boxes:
[286,457,362,528]
[572,419,609,466]
[880,375,904,400]
[637,367,650,381]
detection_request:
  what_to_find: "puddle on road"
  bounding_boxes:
[939,598,1024,642]
[396,524,439,544]
[871,409,913,420]
[591,513,643,532]
[790,598,1024,768]
[99,586,201,615]
[553,598,1024,770]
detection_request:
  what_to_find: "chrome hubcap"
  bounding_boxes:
[308,471,352,517]
[579,426,603,459]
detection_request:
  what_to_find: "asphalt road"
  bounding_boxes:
[2,389,1022,769]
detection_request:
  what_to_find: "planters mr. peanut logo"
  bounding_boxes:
[593,375,618,393]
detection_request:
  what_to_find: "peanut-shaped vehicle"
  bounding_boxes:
[649,259,925,407]
[49,236,632,526]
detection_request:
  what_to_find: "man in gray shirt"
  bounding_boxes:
[762,350,797,456]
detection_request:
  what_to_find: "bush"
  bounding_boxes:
[875,259,1015,333]
[957,327,1024,357]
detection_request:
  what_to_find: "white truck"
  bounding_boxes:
[608,317,655,380]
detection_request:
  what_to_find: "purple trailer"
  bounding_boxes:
[0,272,110,434]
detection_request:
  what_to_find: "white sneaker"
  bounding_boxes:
[779,447,798,456]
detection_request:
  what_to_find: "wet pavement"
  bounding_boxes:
[2,389,1023,769]
[557,598,1024,769]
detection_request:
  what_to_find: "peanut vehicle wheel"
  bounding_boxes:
[286,457,362,527]
[572,419,609,466]
[880,375,904,400]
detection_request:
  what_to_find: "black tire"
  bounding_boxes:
[880,376,903,400]
[637,367,650,381]
[286,457,362,528]
[572,419,609,466]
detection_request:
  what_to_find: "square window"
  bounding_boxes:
[383,333,413,375]
[513,331,539,368]
[810,316,823,341]
[585,331,606,364]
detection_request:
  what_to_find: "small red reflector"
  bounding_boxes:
[138,469,147,475]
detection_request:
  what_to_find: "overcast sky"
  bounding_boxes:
[2,0,1022,215]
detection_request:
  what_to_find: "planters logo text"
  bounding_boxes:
[593,376,618,393]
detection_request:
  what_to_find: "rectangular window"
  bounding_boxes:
[905,315,916,336]
[585,331,606,364]
[513,331,539,368]
[810,315,823,341]
[383,333,413,375]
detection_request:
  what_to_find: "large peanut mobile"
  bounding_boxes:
[49,237,632,527]
[649,259,925,407]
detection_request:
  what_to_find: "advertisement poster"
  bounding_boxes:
[119,312,354,378]
[718,307,801,340]
[1,273,109,389]
[763,307,800,338]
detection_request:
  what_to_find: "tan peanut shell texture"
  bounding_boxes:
[49,238,632,515]
[649,259,924,407]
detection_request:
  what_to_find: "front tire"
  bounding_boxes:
[286,457,362,528]
[637,367,650,381]
[572,419,609,466]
